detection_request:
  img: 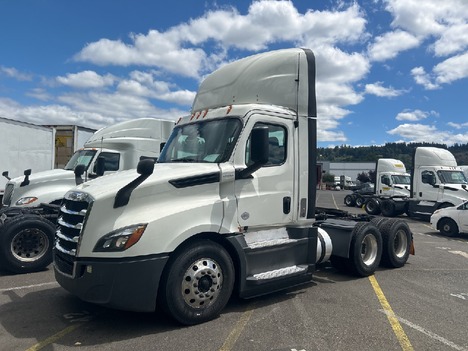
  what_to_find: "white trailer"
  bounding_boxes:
[0,117,55,198]
[53,48,413,325]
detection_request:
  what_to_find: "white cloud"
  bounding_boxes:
[365,81,404,97]
[73,1,367,79]
[395,109,437,121]
[448,121,468,129]
[412,52,468,89]
[367,30,420,62]
[0,66,33,81]
[56,71,116,89]
[387,123,468,145]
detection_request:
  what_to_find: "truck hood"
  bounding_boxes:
[8,169,74,187]
[73,163,221,200]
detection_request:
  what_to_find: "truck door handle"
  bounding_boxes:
[283,197,291,214]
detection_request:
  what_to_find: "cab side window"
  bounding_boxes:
[96,152,120,172]
[246,123,286,166]
[421,170,436,185]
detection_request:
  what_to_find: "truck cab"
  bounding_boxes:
[375,159,411,197]
[409,147,468,217]
[2,118,174,208]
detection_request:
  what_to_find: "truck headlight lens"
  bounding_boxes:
[15,197,38,206]
[94,224,147,252]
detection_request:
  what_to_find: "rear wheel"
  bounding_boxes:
[355,196,365,208]
[347,222,382,277]
[379,219,412,268]
[158,240,234,325]
[344,195,355,207]
[0,214,55,274]
[439,218,458,237]
[365,198,381,215]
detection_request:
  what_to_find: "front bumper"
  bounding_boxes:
[54,250,169,312]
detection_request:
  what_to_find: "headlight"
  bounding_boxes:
[93,224,147,252]
[15,197,38,206]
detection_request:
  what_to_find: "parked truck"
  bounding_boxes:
[363,148,468,219]
[0,118,174,274]
[344,158,411,212]
[53,48,413,325]
[0,117,56,201]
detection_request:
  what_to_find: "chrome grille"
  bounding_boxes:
[2,183,14,206]
[54,192,92,276]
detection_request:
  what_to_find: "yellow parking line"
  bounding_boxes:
[219,305,254,351]
[369,275,413,351]
[25,323,83,351]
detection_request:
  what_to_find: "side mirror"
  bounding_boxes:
[137,158,155,176]
[160,142,166,152]
[2,171,10,180]
[238,126,269,179]
[250,127,269,165]
[74,164,86,185]
[95,156,106,177]
[20,169,32,187]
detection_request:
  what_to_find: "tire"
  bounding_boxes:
[438,218,459,237]
[347,222,382,277]
[355,196,365,208]
[365,198,381,215]
[0,214,55,274]
[379,219,412,268]
[380,200,396,217]
[158,240,234,325]
[344,195,355,207]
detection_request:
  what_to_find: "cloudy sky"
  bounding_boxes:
[1,0,467,147]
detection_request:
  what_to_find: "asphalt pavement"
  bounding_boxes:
[0,189,467,351]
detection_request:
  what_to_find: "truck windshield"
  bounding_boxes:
[158,118,242,163]
[437,170,468,184]
[64,149,97,170]
[392,174,411,185]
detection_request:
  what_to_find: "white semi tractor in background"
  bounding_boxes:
[344,158,411,209]
[361,148,468,219]
[0,118,174,274]
[53,48,414,326]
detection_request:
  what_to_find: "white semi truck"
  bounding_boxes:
[363,148,468,219]
[53,48,413,325]
[345,158,411,209]
[0,118,174,274]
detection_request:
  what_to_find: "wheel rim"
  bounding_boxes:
[11,228,49,262]
[442,222,452,233]
[361,233,378,266]
[393,229,408,258]
[181,258,223,309]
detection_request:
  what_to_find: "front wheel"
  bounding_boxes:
[439,218,458,237]
[0,214,55,274]
[158,240,234,325]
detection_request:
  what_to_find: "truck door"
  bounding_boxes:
[415,168,440,202]
[235,119,295,228]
